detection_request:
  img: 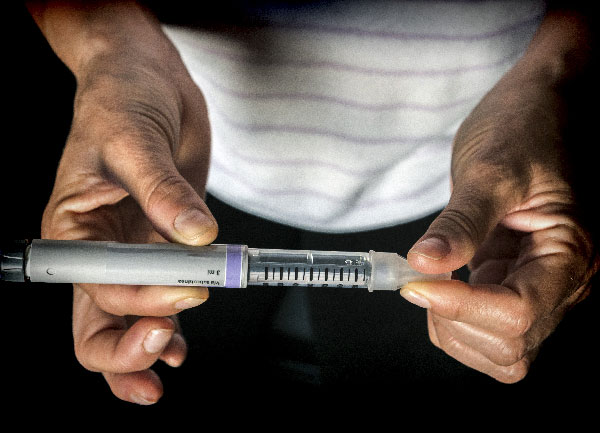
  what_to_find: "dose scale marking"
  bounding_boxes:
[248,250,369,288]
[257,264,367,287]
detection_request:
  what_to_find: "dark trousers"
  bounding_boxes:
[168,194,599,404]
[180,194,470,390]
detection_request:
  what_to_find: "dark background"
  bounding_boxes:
[2,1,598,414]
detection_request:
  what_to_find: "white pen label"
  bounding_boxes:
[105,243,238,287]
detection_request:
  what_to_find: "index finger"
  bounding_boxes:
[81,282,209,317]
[43,192,211,316]
[400,280,528,336]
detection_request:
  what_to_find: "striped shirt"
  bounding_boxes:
[162,0,545,233]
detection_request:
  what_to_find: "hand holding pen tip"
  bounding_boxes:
[400,38,598,382]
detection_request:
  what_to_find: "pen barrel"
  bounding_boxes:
[26,240,248,288]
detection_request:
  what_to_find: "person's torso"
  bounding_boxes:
[161,0,546,232]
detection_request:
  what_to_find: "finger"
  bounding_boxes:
[502,201,578,233]
[158,315,187,367]
[159,332,187,367]
[407,176,521,274]
[502,204,597,272]
[427,310,441,348]
[431,314,530,367]
[125,315,187,367]
[73,287,176,373]
[42,178,130,242]
[104,369,164,405]
[399,280,526,336]
[103,134,218,246]
[78,317,176,374]
[501,254,587,339]
[513,224,592,275]
[503,226,594,316]
[432,317,537,384]
[469,225,522,271]
[45,203,211,317]
[469,258,515,285]
[81,283,209,317]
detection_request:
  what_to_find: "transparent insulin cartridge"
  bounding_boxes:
[0,240,450,291]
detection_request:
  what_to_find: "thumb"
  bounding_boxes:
[105,140,218,246]
[408,180,518,274]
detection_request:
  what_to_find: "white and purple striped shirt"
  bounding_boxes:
[163,0,545,233]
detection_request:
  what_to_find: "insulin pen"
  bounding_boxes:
[0,240,450,291]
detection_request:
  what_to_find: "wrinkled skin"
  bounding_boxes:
[403,12,598,383]
[34,2,218,404]
[29,1,597,403]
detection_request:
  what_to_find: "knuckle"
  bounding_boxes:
[511,315,533,339]
[447,301,466,323]
[102,132,162,173]
[78,73,180,151]
[454,136,529,191]
[443,286,476,323]
[125,99,180,149]
[73,344,99,373]
[505,302,535,338]
[114,355,137,373]
[142,173,187,214]
[40,195,76,239]
[438,333,463,356]
[90,291,128,317]
[435,208,482,247]
[497,339,527,366]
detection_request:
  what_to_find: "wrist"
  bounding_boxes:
[27,1,181,79]
[512,10,594,89]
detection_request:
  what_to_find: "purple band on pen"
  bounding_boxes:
[225,244,243,288]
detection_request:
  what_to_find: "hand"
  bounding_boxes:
[401,11,598,383]
[35,2,218,404]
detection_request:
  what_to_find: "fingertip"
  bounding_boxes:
[162,285,209,313]
[86,284,209,317]
[399,285,432,309]
[400,279,468,312]
[173,207,218,245]
[408,237,451,261]
[173,294,209,311]
[160,333,187,367]
[105,369,164,405]
[407,236,454,273]
[128,369,164,405]
[407,236,469,274]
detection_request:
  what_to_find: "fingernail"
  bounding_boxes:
[409,237,450,260]
[174,208,214,240]
[400,287,431,309]
[143,329,173,354]
[130,394,156,405]
[174,297,207,310]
